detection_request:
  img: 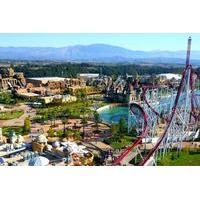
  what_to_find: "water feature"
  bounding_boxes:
[98,105,128,124]
[98,90,200,125]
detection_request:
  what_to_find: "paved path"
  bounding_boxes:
[0,104,36,127]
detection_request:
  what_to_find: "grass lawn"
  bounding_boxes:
[35,101,93,122]
[157,150,200,166]
[0,110,24,120]
[2,126,25,136]
[104,136,135,150]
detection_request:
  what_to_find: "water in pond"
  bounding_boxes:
[99,106,128,124]
[99,91,200,124]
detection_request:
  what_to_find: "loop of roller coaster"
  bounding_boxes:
[112,65,199,166]
[139,64,194,165]
[112,37,200,166]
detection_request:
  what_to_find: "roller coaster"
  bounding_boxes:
[112,37,200,166]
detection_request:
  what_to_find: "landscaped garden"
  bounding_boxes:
[2,117,31,136]
[34,100,93,122]
[47,127,82,140]
[0,91,24,105]
[2,126,25,136]
[0,110,24,120]
[104,118,137,150]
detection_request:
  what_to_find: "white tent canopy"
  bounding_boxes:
[28,156,49,166]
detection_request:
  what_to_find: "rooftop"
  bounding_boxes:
[157,73,181,80]
[18,92,39,97]
[77,73,99,78]
[27,77,66,81]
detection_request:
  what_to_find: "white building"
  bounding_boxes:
[77,73,99,80]
[53,94,77,103]
[40,94,77,104]
[157,73,181,80]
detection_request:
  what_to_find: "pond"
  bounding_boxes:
[98,90,200,125]
[98,105,128,124]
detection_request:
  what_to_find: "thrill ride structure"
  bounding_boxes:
[113,37,200,166]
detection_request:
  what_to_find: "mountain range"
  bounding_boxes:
[0,44,200,64]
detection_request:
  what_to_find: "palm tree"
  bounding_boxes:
[50,110,57,127]
[61,114,69,135]
[93,110,101,132]
[80,105,90,139]
[81,116,88,139]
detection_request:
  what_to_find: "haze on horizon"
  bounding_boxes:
[0,33,200,51]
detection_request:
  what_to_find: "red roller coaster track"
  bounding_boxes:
[113,64,197,166]
[112,38,199,166]
[112,103,148,165]
[142,87,163,119]
[139,64,194,165]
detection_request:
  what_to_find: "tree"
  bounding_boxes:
[74,131,82,140]
[48,128,55,137]
[24,117,31,134]
[80,107,88,138]
[61,115,69,135]
[81,117,88,139]
[0,92,16,105]
[15,62,183,79]
[76,89,87,102]
[110,124,119,141]
[111,124,118,134]
[56,130,63,137]
[118,117,127,139]
[93,111,101,132]
[171,152,175,160]
[50,110,57,127]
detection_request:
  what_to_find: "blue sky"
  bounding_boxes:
[0,33,200,51]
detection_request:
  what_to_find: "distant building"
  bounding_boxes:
[65,78,86,88]
[39,96,54,104]
[16,92,40,99]
[0,63,10,68]
[26,77,66,87]
[26,77,86,91]
[39,94,77,104]
[53,94,77,103]
[77,73,99,81]
[0,67,26,91]
[157,73,181,81]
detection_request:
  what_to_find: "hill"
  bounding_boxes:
[0,44,200,64]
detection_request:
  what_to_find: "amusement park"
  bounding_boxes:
[0,36,199,166]
[2,1,200,200]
